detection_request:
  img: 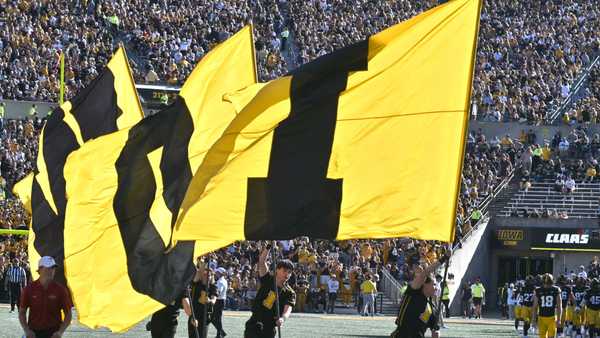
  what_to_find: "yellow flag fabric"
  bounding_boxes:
[62,26,256,332]
[14,46,143,287]
[173,0,481,252]
[13,173,40,280]
[13,173,33,214]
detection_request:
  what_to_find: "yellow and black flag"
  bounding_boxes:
[12,173,41,280]
[16,47,143,285]
[62,26,256,331]
[173,0,481,253]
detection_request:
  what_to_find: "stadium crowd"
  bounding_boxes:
[564,65,600,124]
[3,0,600,332]
[474,0,600,123]
[0,0,597,128]
[0,0,289,103]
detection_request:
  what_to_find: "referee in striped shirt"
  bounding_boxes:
[5,258,27,312]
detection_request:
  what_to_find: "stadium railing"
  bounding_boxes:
[380,268,403,305]
[546,53,600,124]
[453,168,515,250]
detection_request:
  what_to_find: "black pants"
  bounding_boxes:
[327,293,337,313]
[150,315,177,338]
[188,318,208,338]
[9,282,21,311]
[151,323,177,338]
[212,299,226,336]
[244,319,276,338]
[32,327,59,338]
[442,299,450,318]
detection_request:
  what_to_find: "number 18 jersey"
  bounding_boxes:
[535,286,560,317]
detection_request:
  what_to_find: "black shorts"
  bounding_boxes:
[32,328,59,338]
[473,297,482,306]
[245,319,276,338]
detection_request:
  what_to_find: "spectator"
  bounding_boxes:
[18,256,72,338]
[360,273,377,317]
[461,282,473,318]
[326,274,339,314]
[564,176,576,194]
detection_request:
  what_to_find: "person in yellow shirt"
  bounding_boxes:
[361,243,373,260]
[501,134,514,148]
[360,274,377,316]
[519,130,528,144]
[471,278,486,319]
[426,248,438,265]
[585,165,597,183]
[383,240,391,266]
[295,281,308,313]
[338,273,353,308]
[297,246,309,267]
[541,144,552,161]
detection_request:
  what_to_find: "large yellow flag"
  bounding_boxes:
[173,0,481,253]
[13,47,143,285]
[62,26,256,332]
[13,173,41,280]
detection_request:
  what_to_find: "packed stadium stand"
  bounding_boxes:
[1,0,598,121]
[2,0,600,324]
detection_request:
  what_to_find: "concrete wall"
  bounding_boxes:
[1,100,56,118]
[449,220,494,315]
[492,216,595,229]
[447,218,490,312]
[469,120,600,144]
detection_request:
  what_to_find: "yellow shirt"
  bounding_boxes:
[361,244,373,259]
[361,280,377,294]
[542,147,552,161]
[587,167,597,177]
[472,283,485,298]
[298,248,309,264]
[501,137,513,146]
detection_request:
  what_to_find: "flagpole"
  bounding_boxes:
[59,50,65,105]
[186,286,201,338]
[202,268,211,338]
[272,240,282,338]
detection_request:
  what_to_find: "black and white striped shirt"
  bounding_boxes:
[6,265,27,285]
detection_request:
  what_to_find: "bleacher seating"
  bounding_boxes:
[499,180,600,219]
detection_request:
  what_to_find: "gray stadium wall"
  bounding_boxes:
[469,121,600,144]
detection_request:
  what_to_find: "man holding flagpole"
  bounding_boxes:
[245,245,296,338]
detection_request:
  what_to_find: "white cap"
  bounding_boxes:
[38,256,57,268]
[216,267,227,274]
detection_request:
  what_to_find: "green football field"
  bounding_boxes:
[0,305,520,338]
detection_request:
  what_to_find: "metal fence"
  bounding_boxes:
[380,267,404,305]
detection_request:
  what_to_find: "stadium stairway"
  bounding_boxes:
[331,292,399,316]
[486,175,520,217]
[547,53,600,124]
[376,293,402,316]
[277,1,301,71]
[498,180,600,218]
